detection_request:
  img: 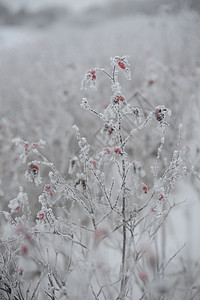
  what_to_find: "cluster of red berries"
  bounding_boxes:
[87,69,96,81]
[44,185,53,197]
[112,94,125,104]
[114,148,122,155]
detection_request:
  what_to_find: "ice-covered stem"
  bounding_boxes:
[120,162,127,297]
[81,56,132,297]
[117,103,128,298]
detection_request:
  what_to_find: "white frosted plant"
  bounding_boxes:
[0,56,193,300]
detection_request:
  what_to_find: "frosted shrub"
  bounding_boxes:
[0,56,194,299]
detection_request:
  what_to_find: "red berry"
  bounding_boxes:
[114,148,121,154]
[15,206,20,211]
[19,268,23,275]
[118,61,126,69]
[159,194,164,201]
[143,185,147,193]
[45,185,51,191]
[90,69,95,75]
[30,164,39,170]
[24,143,29,152]
[39,212,45,220]
[113,95,120,103]
[92,161,97,167]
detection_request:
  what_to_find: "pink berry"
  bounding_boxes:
[94,229,108,243]
[21,245,28,256]
[104,148,110,154]
[139,271,148,282]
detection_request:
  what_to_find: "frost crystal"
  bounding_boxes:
[8,186,28,214]
[12,137,46,163]
[73,125,90,162]
[68,156,78,175]
[81,98,90,110]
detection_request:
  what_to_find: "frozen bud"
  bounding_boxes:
[19,268,23,275]
[81,98,90,110]
[44,184,53,197]
[81,69,97,91]
[38,194,47,208]
[155,108,164,122]
[8,186,28,214]
[75,173,87,190]
[154,105,171,122]
[25,161,42,186]
[68,156,78,174]
[104,147,111,155]
[112,93,125,104]
[90,160,97,168]
[104,124,114,136]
